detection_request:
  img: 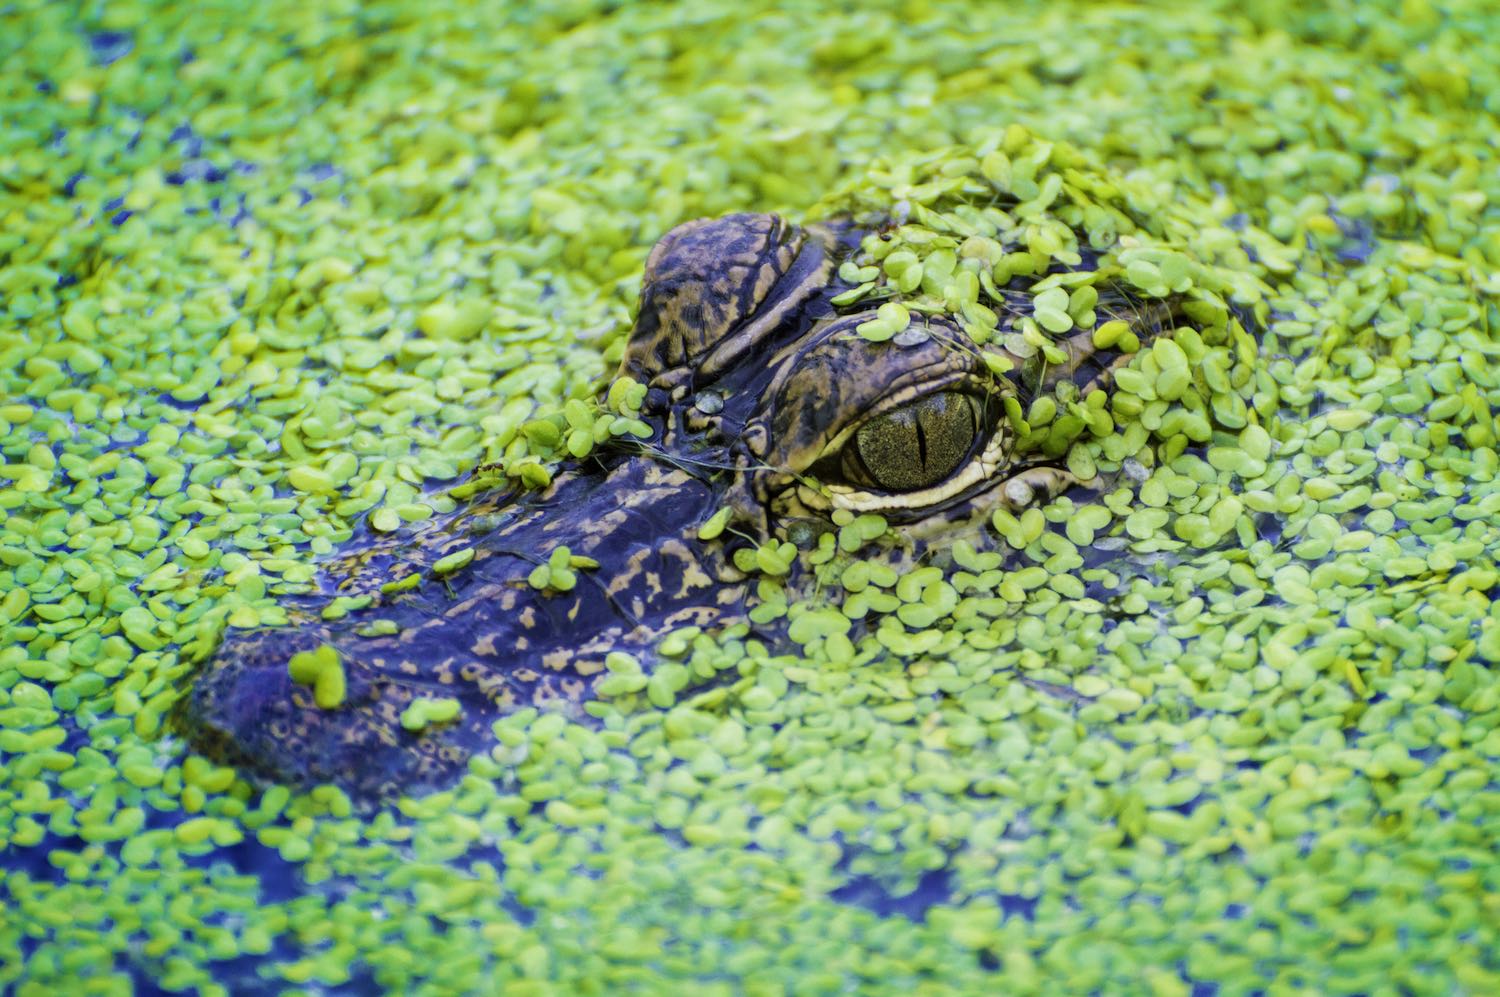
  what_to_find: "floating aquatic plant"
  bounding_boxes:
[2,0,1499,993]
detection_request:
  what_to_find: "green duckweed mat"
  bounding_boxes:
[3,0,1500,993]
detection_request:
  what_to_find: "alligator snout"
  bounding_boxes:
[179,457,740,799]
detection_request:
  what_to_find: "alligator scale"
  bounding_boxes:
[181,211,1191,800]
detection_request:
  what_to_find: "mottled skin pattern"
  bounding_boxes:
[181,461,733,798]
[180,212,1179,801]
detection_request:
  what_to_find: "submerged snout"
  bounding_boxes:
[179,458,741,800]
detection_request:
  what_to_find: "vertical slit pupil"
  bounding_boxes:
[853,391,979,492]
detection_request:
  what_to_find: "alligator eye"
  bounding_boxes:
[839,392,985,492]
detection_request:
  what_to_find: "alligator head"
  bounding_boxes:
[179,211,1183,800]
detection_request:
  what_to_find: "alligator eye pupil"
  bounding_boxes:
[853,392,977,491]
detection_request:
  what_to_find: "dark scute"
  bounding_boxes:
[624,213,785,378]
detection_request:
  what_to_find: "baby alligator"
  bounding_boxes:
[179,212,1180,800]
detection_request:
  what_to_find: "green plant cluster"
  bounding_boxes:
[1,0,1498,994]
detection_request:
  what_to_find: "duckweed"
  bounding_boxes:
[4,0,1500,994]
[696,507,734,542]
[430,547,474,576]
[525,545,582,592]
[399,698,463,733]
[287,645,346,710]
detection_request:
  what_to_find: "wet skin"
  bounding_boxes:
[179,212,1181,801]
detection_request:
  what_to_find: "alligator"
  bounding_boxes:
[179,209,1205,801]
